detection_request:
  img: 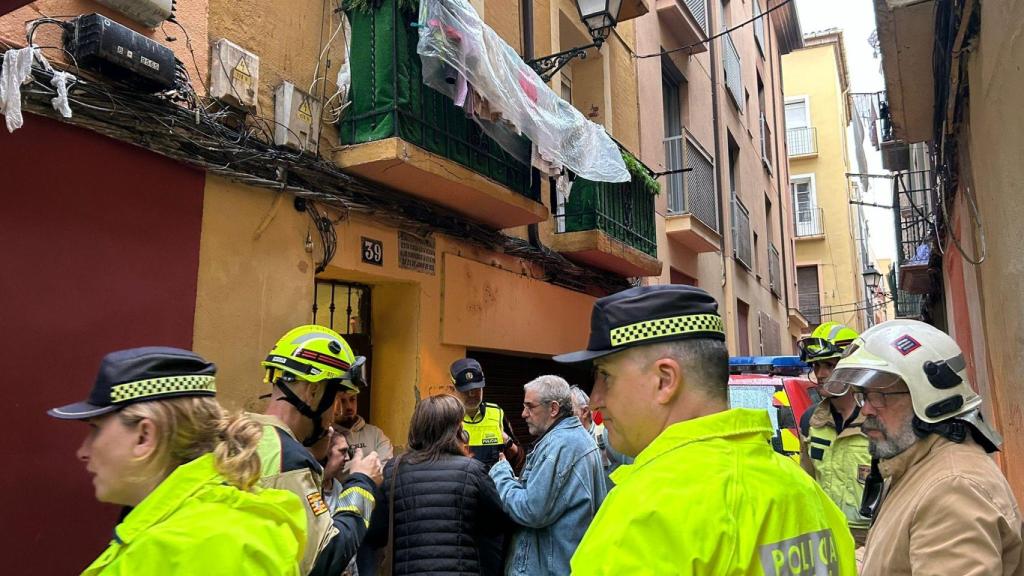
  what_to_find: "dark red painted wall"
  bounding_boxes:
[0,115,205,574]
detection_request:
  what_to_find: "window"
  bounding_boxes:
[753,232,760,278]
[561,73,572,103]
[764,193,773,243]
[791,176,821,236]
[737,299,751,355]
[796,266,821,325]
[785,98,809,129]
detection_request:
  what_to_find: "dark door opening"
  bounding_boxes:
[314,280,373,420]
[468,350,592,448]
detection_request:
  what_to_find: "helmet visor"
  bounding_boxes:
[339,356,367,391]
[798,337,842,362]
[829,367,904,394]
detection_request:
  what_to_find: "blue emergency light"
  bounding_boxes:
[728,355,808,376]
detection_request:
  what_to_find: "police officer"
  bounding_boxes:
[252,325,384,576]
[554,285,856,575]
[797,322,873,545]
[450,358,523,472]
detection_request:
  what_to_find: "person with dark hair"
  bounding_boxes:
[48,347,307,575]
[554,285,856,575]
[366,394,509,575]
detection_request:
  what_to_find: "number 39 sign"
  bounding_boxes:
[361,237,384,266]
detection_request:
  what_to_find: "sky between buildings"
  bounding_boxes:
[795,0,897,263]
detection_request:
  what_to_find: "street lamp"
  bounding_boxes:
[862,264,882,291]
[527,0,624,82]
[862,264,883,328]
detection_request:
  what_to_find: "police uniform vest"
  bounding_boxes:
[801,402,872,531]
[464,402,505,470]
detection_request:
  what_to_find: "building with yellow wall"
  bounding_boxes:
[782,30,870,333]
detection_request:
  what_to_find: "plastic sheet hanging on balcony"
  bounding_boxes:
[415,0,629,183]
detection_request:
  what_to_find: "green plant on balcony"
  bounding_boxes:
[563,153,659,257]
[340,0,535,199]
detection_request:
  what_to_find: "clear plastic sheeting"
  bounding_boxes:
[1,47,35,133]
[416,0,629,183]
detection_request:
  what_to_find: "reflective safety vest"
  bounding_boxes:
[570,409,856,575]
[82,453,305,575]
[802,402,873,530]
[464,402,506,470]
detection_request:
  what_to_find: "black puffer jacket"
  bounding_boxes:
[366,453,509,575]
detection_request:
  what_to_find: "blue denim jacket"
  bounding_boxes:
[490,415,608,576]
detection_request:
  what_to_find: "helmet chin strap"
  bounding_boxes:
[275,378,339,447]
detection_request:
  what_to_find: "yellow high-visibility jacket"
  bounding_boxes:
[571,408,856,575]
[82,453,305,575]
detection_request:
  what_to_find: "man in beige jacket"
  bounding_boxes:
[829,319,1022,575]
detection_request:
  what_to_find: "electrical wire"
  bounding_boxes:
[635,0,796,59]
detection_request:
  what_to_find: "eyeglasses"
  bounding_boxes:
[853,389,911,408]
[523,400,557,411]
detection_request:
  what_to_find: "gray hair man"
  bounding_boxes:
[489,375,607,575]
[829,319,1021,575]
[570,385,633,490]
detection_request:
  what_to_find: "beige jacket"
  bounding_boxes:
[340,416,393,474]
[861,434,1024,576]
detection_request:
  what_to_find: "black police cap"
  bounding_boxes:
[553,284,725,364]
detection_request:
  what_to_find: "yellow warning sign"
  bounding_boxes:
[232,57,253,90]
[298,98,313,124]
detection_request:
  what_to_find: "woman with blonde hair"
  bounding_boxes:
[367,394,510,575]
[48,347,306,575]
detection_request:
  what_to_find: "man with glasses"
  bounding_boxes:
[489,375,607,576]
[797,322,873,545]
[829,319,1020,574]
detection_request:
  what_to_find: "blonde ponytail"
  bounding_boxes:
[119,397,265,491]
[212,412,263,491]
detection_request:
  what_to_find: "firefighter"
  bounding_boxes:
[554,284,856,574]
[450,358,523,472]
[797,322,873,545]
[829,319,1021,575]
[252,325,384,576]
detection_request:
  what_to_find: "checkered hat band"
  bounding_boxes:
[110,375,217,403]
[609,314,725,347]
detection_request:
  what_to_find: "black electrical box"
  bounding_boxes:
[64,13,176,90]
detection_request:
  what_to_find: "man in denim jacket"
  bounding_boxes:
[490,375,607,575]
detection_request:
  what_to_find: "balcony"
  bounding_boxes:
[794,207,824,238]
[656,0,710,54]
[723,33,743,109]
[786,127,817,157]
[664,134,721,253]
[732,196,752,269]
[768,243,781,298]
[335,1,547,230]
[551,176,662,278]
[894,170,934,294]
[888,267,924,319]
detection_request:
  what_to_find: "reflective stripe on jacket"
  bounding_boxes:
[250,413,376,576]
[81,453,305,575]
[570,408,857,575]
[464,402,506,469]
[800,401,872,530]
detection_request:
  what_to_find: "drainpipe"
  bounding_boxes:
[522,0,545,250]
[766,5,793,333]
[709,12,727,287]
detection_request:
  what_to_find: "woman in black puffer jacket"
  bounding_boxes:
[366,394,511,576]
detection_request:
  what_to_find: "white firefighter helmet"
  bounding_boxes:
[830,319,1001,448]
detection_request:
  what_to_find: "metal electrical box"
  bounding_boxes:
[95,0,174,28]
[274,82,322,151]
[64,13,176,90]
[210,39,259,109]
